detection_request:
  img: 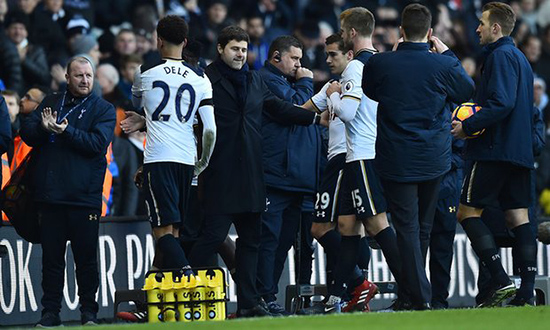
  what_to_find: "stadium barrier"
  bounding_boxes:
[1,216,550,326]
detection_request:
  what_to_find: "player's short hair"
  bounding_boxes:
[1,90,20,103]
[217,26,250,49]
[66,56,94,74]
[157,15,188,45]
[482,2,516,36]
[401,3,432,41]
[267,35,303,60]
[340,7,375,37]
[325,33,346,52]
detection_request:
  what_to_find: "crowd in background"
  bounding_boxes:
[1,0,550,218]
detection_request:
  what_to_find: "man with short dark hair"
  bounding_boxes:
[187,26,318,317]
[451,1,537,307]
[131,15,216,278]
[363,3,474,310]
[21,55,116,326]
[255,34,318,314]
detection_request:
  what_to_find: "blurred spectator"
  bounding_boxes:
[519,0,538,34]
[118,54,143,100]
[101,29,137,70]
[96,64,120,102]
[294,20,330,89]
[538,25,550,86]
[4,11,51,95]
[29,0,72,65]
[64,0,94,27]
[537,0,550,29]
[131,3,159,34]
[247,14,270,70]
[521,35,542,71]
[70,34,100,66]
[189,0,233,62]
[134,28,153,57]
[16,0,40,15]
[252,0,293,41]
[461,56,478,81]
[111,130,146,216]
[0,0,7,30]
[305,0,351,34]
[0,90,20,125]
[94,0,132,30]
[65,16,91,45]
[0,33,23,94]
[534,77,548,114]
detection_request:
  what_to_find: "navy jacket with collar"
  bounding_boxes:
[462,36,535,169]
[258,62,320,193]
[20,91,116,209]
[363,42,474,182]
[199,62,316,215]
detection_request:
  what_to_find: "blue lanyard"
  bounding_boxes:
[49,92,91,142]
[56,92,91,124]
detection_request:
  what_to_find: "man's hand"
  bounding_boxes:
[50,118,68,134]
[430,36,449,54]
[41,107,56,131]
[451,120,467,139]
[392,37,404,51]
[121,111,146,134]
[194,159,208,177]
[326,81,341,97]
[296,67,313,80]
[134,166,144,189]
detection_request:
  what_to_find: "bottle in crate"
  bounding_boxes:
[192,273,207,321]
[160,272,177,322]
[206,270,226,320]
[143,274,163,323]
[175,272,194,322]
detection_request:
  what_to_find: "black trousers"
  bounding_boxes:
[382,176,442,305]
[188,212,261,310]
[39,203,100,315]
[429,195,458,308]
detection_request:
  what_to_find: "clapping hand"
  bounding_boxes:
[41,107,68,134]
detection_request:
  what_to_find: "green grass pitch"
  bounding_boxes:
[89,306,549,330]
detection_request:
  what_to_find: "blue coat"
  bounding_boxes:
[462,37,535,169]
[363,43,474,182]
[20,92,116,209]
[259,62,320,193]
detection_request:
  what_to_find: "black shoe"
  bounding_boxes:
[81,312,98,325]
[297,298,342,315]
[507,296,535,307]
[411,302,431,311]
[385,298,413,311]
[237,305,274,318]
[0,244,8,258]
[476,282,516,308]
[267,301,289,316]
[35,312,61,328]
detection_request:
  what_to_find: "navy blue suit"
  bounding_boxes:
[363,42,474,306]
[256,62,319,303]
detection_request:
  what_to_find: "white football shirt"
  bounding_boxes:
[310,81,347,160]
[132,59,213,165]
[337,59,378,162]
